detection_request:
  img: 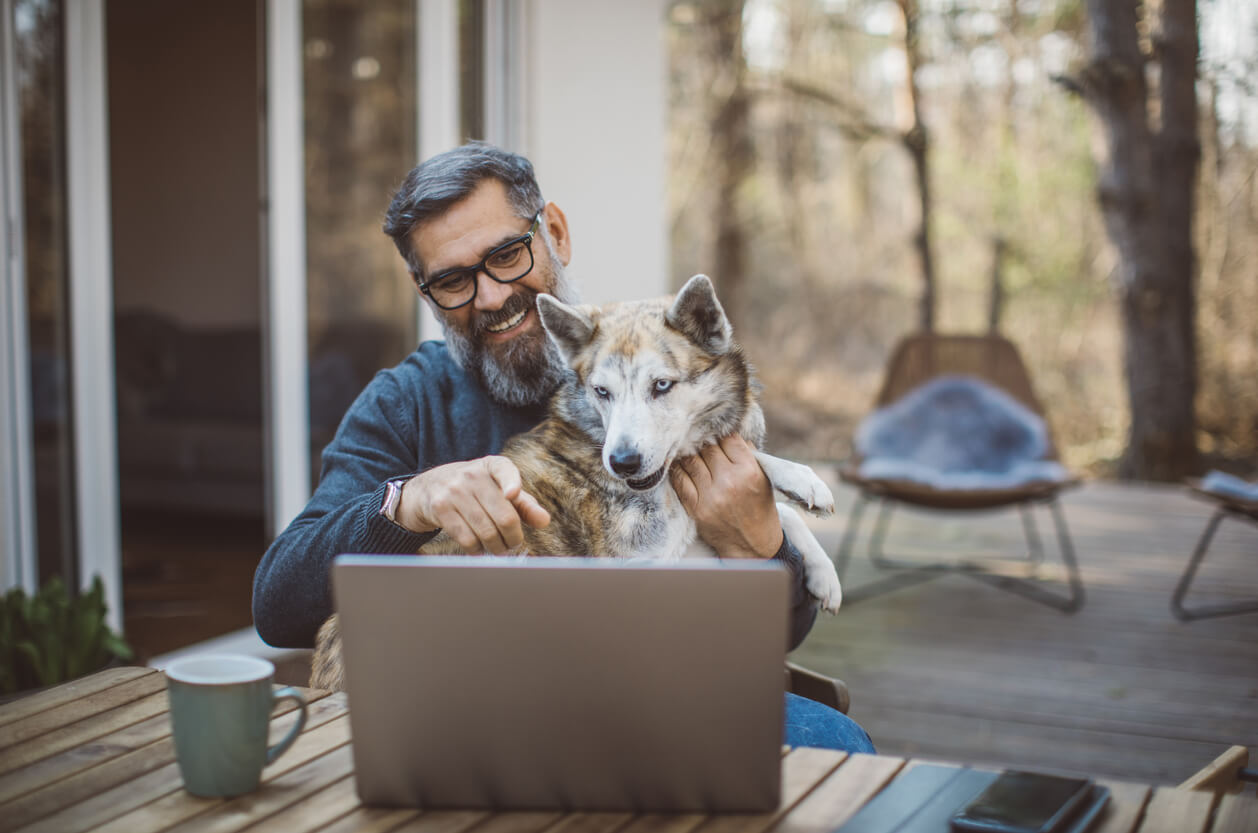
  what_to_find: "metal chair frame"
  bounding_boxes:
[1171,496,1258,622]
[834,491,1085,612]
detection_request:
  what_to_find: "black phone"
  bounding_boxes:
[949,770,1094,833]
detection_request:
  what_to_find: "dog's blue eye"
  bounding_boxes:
[593,385,610,399]
[653,379,674,395]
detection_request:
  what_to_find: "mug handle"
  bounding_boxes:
[265,687,308,765]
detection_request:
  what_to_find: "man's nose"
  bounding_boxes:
[473,271,513,310]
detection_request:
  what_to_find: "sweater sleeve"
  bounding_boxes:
[774,534,820,651]
[252,370,438,648]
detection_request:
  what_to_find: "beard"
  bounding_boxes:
[439,253,579,407]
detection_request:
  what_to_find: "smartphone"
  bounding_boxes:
[950,770,1094,833]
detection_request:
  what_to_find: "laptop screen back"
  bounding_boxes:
[332,555,789,812]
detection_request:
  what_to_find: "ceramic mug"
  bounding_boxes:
[164,654,307,797]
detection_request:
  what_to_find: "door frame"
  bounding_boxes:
[0,0,37,594]
[65,0,122,628]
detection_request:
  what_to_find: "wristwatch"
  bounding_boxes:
[379,477,409,525]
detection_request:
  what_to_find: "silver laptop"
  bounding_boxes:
[331,555,789,812]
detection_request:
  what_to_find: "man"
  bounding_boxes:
[252,141,873,753]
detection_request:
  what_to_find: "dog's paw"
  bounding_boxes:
[807,565,843,614]
[756,452,837,516]
[778,477,836,517]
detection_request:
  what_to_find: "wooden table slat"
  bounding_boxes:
[0,690,322,808]
[0,735,177,833]
[0,690,169,777]
[95,744,356,833]
[231,773,359,833]
[1215,793,1258,833]
[12,711,351,833]
[0,667,152,730]
[0,691,343,833]
[452,810,562,833]
[311,806,421,833]
[769,753,907,833]
[1137,786,1218,833]
[371,809,486,833]
[540,811,636,833]
[1091,780,1154,833]
[0,671,167,752]
[611,812,706,833]
[694,747,846,833]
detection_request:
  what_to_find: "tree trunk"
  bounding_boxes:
[705,0,754,330]
[898,0,936,332]
[1081,0,1200,480]
[988,236,1007,334]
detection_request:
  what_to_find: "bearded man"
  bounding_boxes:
[252,141,874,753]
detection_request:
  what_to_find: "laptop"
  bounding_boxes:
[331,554,789,812]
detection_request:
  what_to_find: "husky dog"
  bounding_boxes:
[310,275,841,690]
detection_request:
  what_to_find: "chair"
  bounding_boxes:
[785,662,851,714]
[1180,746,1258,796]
[834,333,1085,612]
[1171,480,1258,621]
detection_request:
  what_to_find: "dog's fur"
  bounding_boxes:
[310,275,841,690]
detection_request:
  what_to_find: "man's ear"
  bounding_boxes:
[541,202,572,266]
[666,274,732,355]
[537,294,596,364]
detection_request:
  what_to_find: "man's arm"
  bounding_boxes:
[252,372,437,648]
[669,433,820,651]
[252,355,550,649]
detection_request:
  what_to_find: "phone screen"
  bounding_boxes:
[952,771,1092,833]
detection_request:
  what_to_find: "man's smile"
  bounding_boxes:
[479,303,537,344]
[486,306,529,334]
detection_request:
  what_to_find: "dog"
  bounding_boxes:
[310,274,842,690]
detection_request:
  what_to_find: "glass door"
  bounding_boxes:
[3,0,77,593]
[303,0,419,480]
[106,0,266,659]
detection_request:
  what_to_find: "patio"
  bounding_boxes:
[794,473,1258,788]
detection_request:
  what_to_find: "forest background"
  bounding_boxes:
[665,0,1257,481]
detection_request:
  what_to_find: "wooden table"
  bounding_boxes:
[1,667,1254,833]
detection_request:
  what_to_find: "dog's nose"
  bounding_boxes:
[608,449,643,477]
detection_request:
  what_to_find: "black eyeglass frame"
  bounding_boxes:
[414,210,544,310]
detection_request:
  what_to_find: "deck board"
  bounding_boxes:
[792,476,1258,787]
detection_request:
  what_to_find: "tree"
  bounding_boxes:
[700,0,755,330]
[897,0,937,332]
[1065,0,1200,480]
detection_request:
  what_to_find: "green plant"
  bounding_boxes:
[0,576,133,694]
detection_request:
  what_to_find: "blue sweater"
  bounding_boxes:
[252,341,818,649]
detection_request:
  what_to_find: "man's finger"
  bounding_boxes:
[440,515,482,554]
[700,437,737,467]
[670,465,698,510]
[512,491,552,530]
[474,492,524,552]
[485,456,523,501]
[678,452,713,486]
[718,433,754,462]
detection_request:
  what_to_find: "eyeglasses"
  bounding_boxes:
[415,211,543,310]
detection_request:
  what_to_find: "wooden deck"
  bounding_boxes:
[793,474,1258,788]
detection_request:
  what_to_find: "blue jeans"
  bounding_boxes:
[783,692,876,753]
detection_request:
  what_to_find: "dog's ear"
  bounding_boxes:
[666,274,732,355]
[537,294,597,364]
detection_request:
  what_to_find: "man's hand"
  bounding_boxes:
[670,434,783,559]
[396,456,551,554]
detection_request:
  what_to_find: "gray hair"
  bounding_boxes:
[383,141,544,278]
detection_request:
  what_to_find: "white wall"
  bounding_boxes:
[526,0,669,306]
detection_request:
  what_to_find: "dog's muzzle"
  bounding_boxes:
[625,466,667,491]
